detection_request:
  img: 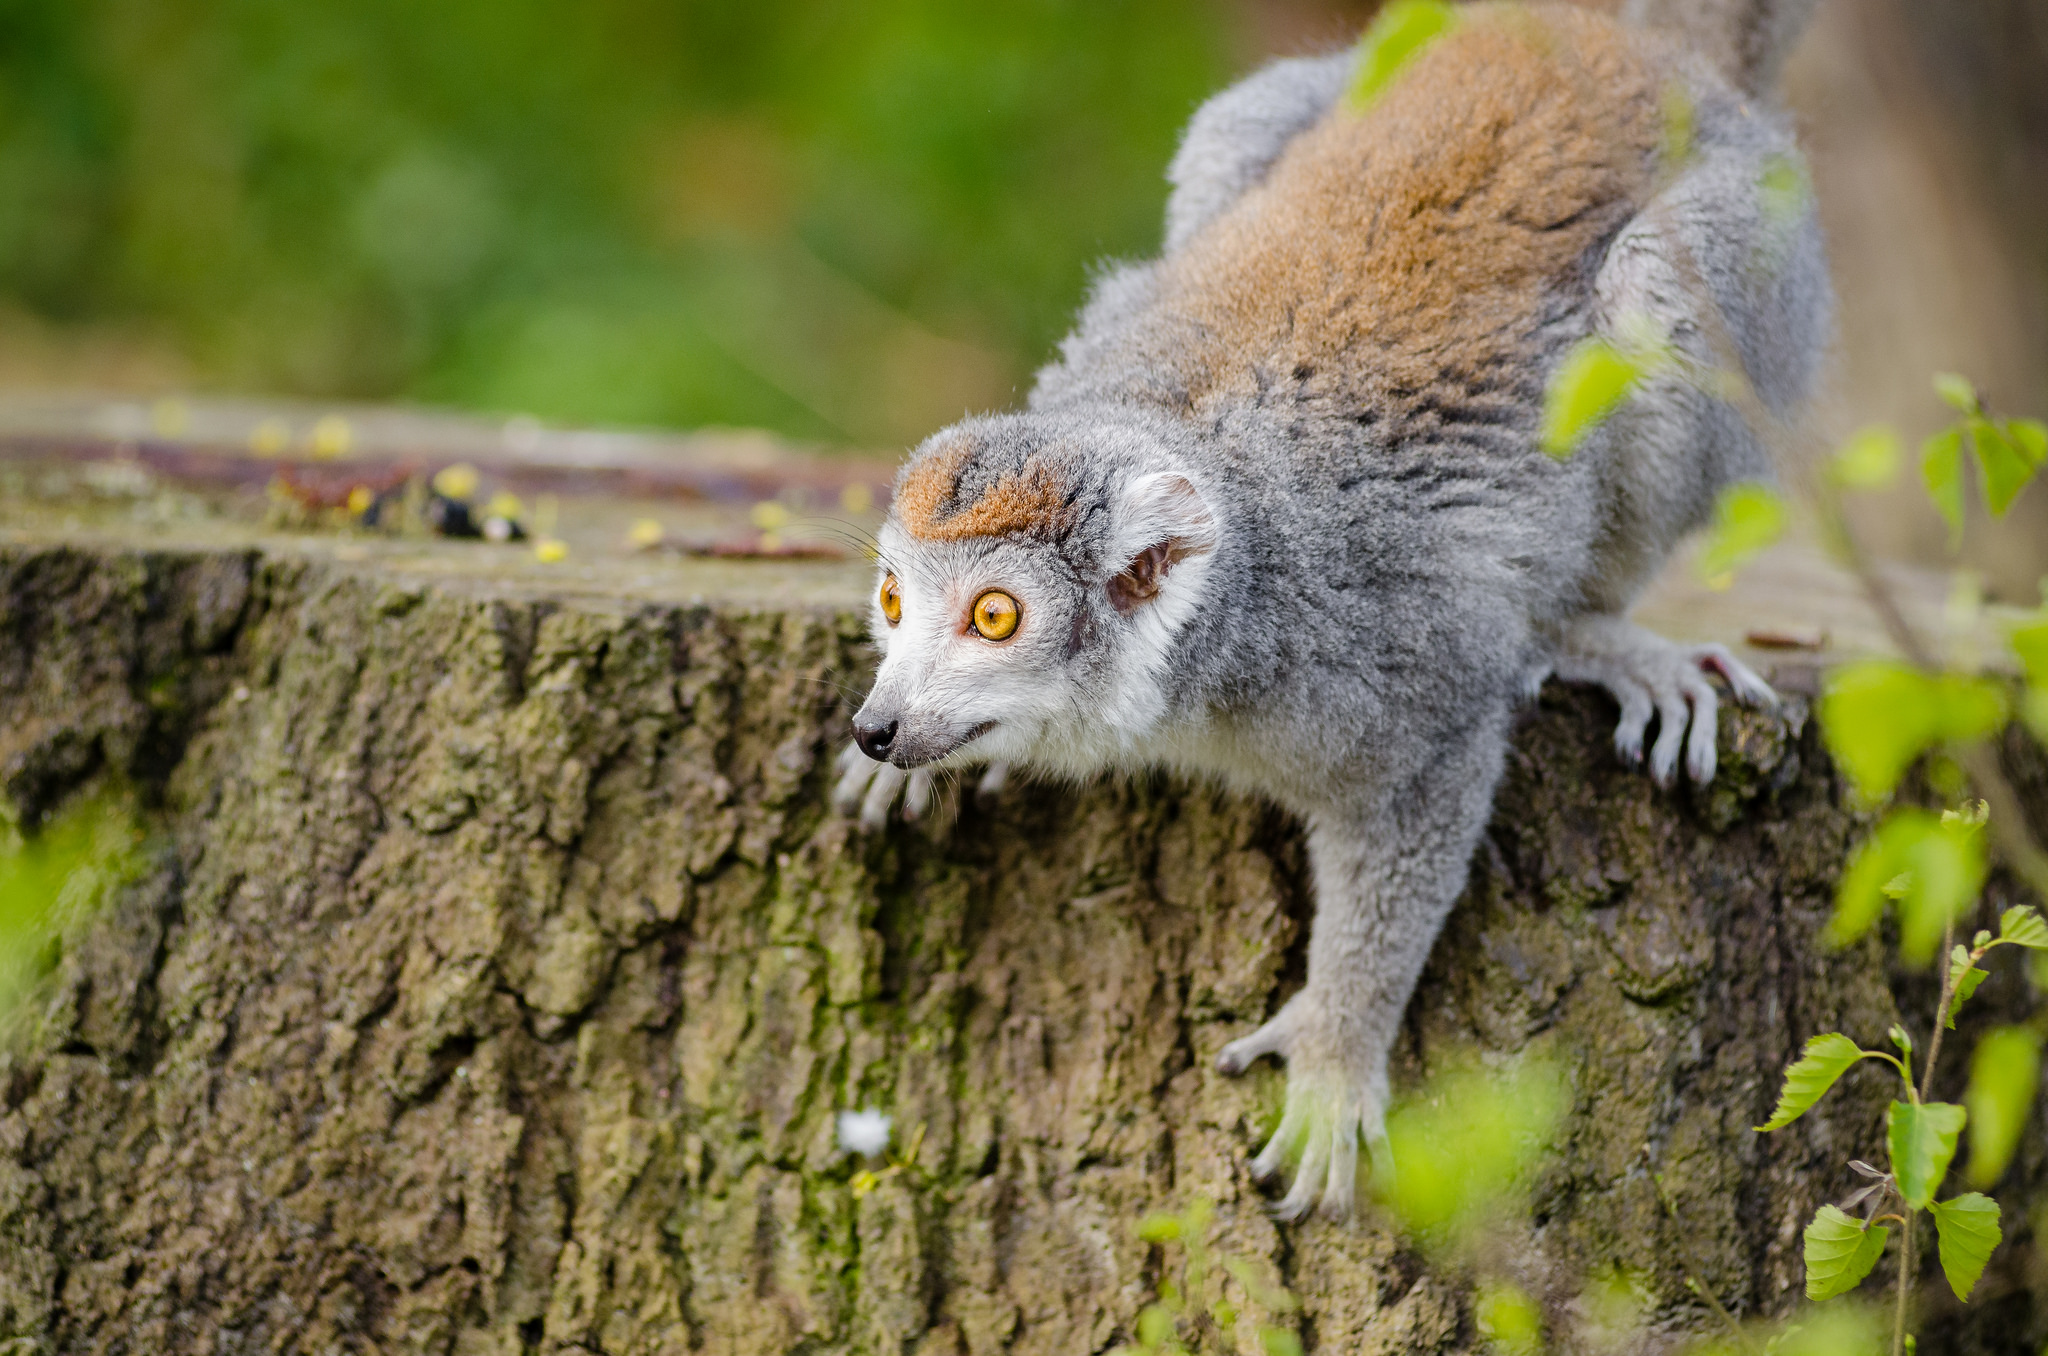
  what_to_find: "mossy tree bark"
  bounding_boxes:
[0,541,2040,1355]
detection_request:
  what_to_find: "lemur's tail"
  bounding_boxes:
[1576,0,1817,94]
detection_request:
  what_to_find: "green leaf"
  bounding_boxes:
[1930,1193,2001,1301]
[1758,154,1811,229]
[1221,1256,1298,1313]
[2026,685,2048,746]
[1819,662,1929,802]
[1380,1057,1567,1241]
[1831,425,1902,489]
[1945,946,1987,1028]
[1830,809,1988,962]
[2008,417,2047,485]
[1695,482,1787,586]
[2011,614,2048,687]
[1934,372,1981,414]
[1999,905,2048,950]
[1658,82,1695,168]
[1542,336,1650,458]
[1475,1282,1544,1355]
[1889,1100,1967,1209]
[1922,425,1966,545]
[1766,1308,1891,1356]
[1258,1327,1304,1356]
[1898,820,1989,966]
[1819,662,2009,803]
[1348,0,1460,109]
[1137,1305,1176,1348]
[0,792,151,1024]
[1970,418,2035,517]
[1803,1204,1890,1301]
[2010,416,2048,461]
[1756,1033,1872,1131]
[1832,820,1914,947]
[1936,673,2012,739]
[1136,1212,1183,1243]
[1965,1026,2040,1189]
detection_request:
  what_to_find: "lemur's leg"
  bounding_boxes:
[832,743,1011,829]
[1216,723,1508,1220]
[1163,50,1355,253]
[1551,614,1775,789]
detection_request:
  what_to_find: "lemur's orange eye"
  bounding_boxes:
[970,590,1020,642]
[879,574,902,626]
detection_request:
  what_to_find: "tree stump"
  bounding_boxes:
[0,535,2040,1354]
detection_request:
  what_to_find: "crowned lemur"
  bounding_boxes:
[834,0,1829,1219]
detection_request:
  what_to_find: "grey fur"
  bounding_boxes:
[836,2,1829,1218]
[1163,51,1356,254]
[1623,0,1819,94]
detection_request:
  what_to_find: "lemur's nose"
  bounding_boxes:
[853,717,898,761]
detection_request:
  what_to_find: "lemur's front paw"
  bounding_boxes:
[1216,998,1391,1221]
[832,742,932,828]
[830,743,1010,829]
[1555,626,1775,789]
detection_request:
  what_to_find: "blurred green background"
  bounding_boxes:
[0,0,1253,448]
[3,0,2048,603]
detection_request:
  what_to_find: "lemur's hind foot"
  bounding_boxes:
[1553,615,1776,788]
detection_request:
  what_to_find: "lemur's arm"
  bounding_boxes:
[1163,51,1355,254]
[1216,716,1511,1219]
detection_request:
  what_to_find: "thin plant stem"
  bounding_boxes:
[1920,912,1958,1103]
[1894,1214,1912,1356]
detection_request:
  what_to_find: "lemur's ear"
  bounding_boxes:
[1106,472,1216,615]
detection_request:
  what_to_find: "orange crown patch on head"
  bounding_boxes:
[893,440,1079,542]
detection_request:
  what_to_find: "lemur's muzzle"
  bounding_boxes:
[851,701,989,768]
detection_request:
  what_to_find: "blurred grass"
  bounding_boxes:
[0,0,1238,447]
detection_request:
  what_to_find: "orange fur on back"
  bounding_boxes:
[1162,5,1667,440]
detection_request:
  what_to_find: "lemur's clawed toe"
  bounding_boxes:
[1555,618,1779,789]
[1216,1012,1291,1077]
[1696,644,1777,709]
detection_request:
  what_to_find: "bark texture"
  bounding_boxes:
[0,540,2041,1355]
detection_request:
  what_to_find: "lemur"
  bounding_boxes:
[833,0,1829,1220]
